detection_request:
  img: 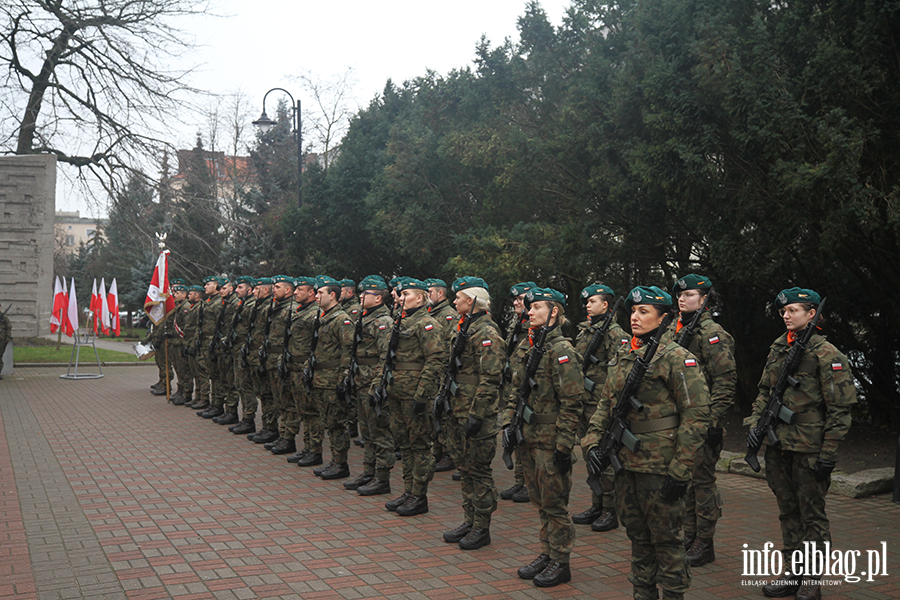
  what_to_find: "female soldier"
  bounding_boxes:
[440,277,505,550]
[748,288,855,600]
[582,286,711,600]
[572,284,628,532]
[503,287,582,588]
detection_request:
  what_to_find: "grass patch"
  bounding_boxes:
[14,344,140,363]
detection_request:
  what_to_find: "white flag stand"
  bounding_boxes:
[60,324,104,380]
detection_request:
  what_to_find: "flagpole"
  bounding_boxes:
[165,339,171,403]
[56,307,63,350]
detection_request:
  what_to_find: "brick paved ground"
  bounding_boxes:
[0,366,897,600]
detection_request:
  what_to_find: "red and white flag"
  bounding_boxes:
[144,250,175,325]
[90,278,101,333]
[107,278,120,336]
[99,278,111,335]
[50,276,66,333]
[64,278,78,337]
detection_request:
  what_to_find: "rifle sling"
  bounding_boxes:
[455,374,480,386]
[793,408,826,423]
[395,362,425,371]
[356,357,380,366]
[530,412,558,425]
[629,414,680,434]
[315,359,341,369]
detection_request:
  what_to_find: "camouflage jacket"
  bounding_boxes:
[341,297,361,320]
[502,326,584,453]
[428,300,458,336]
[312,304,353,389]
[169,299,188,347]
[0,313,11,344]
[218,293,240,352]
[247,296,273,367]
[449,312,506,421]
[229,295,255,355]
[356,304,393,390]
[286,300,317,372]
[265,297,294,370]
[583,340,712,481]
[177,300,200,347]
[199,295,223,352]
[369,305,446,402]
[575,317,629,406]
[661,310,737,428]
[502,313,529,386]
[749,332,856,461]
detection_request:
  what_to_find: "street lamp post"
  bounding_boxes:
[253,88,302,207]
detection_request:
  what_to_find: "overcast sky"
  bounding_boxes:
[59,0,573,216]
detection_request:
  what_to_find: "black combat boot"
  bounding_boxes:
[297,452,323,467]
[434,454,455,472]
[534,561,571,588]
[231,419,256,435]
[572,504,603,525]
[319,462,350,480]
[686,537,715,567]
[517,554,551,580]
[343,472,374,490]
[591,508,619,532]
[500,483,524,500]
[201,406,224,419]
[442,522,472,543]
[215,412,239,425]
[682,531,696,550]
[252,429,279,444]
[385,491,411,512]
[270,438,296,455]
[458,527,491,550]
[511,485,530,503]
[357,478,390,496]
[286,449,309,464]
[313,461,335,476]
[396,494,428,516]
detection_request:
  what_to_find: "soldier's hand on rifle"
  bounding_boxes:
[705,426,724,448]
[813,458,836,482]
[413,399,427,415]
[368,394,377,408]
[553,449,572,473]
[586,446,604,476]
[464,416,482,439]
[660,475,689,503]
[747,426,762,449]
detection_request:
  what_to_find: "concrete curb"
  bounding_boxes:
[717,450,894,498]
[13,362,154,368]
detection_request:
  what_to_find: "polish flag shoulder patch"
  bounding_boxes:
[482,339,492,347]
[709,336,720,344]
[424,324,434,331]
[446,315,454,321]
[378,325,387,330]
[831,362,843,371]
[558,355,570,364]
[684,358,697,367]
[344,320,352,325]
[621,338,629,345]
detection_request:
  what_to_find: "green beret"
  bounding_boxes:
[397,278,428,292]
[171,278,185,285]
[172,284,185,293]
[775,287,821,308]
[424,278,447,288]
[510,281,538,297]
[339,279,355,288]
[272,275,295,286]
[234,275,254,286]
[189,285,204,293]
[359,275,387,291]
[293,276,316,287]
[216,276,229,286]
[525,287,566,308]
[452,276,488,293]
[255,277,274,286]
[581,284,615,304]
[626,286,673,308]
[672,274,713,296]
[202,275,218,284]
[315,275,341,290]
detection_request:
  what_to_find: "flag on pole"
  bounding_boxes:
[99,277,110,335]
[65,278,78,337]
[107,278,120,336]
[50,276,66,333]
[144,250,175,325]
[90,278,101,333]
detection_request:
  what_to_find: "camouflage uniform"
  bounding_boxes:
[246,297,274,429]
[575,317,629,512]
[355,304,394,481]
[312,305,354,463]
[661,310,736,541]
[503,314,530,490]
[234,296,259,421]
[198,295,224,407]
[224,294,252,416]
[502,326,583,563]
[170,298,190,395]
[445,312,505,528]
[583,339,712,600]
[214,292,240,410]
[284,300,317,445]
[370,305,445,495]
[429,299,458,459]
[265,297,294,434]
[341,297,362,427]
[0,310,11,374]
[182,299,202,401]
[749,332,856,555]
[149,317,173,387]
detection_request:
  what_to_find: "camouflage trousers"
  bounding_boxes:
[356,388,394,480]
[390,396,435,496]
[154,339,174,384]
[171,344,192,395]
[251,368,275,430]
[764,446,832,553]
[520,446,575,562]
[444,416,498,528]
[578,400,615,509]
[617,470,690,599]
[213,352,235,409]
[314,386,349,463]
[192,350,211,404]
[226,353,251,414]
[278,372,302,438]
[267,369,288,433]
[0,341,7,374]
[292,371,321,453]
[684,439,724,538]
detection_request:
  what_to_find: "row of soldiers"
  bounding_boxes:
[143,274,853,598]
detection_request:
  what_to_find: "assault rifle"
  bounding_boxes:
[502,324,550,470]
[371,299,405,417]
[675,288,713,348]
[194,298,205,355]
[225,297,246,351]
[278,300,295,381]
[433,310,476,433]
[256,297,275,377]
[302,308,322,393]
[745,298,827,472]
[582,297,623,393]
[342,307,366,405]
[240,300,260,368]
[586,314,672,495]
[501,313,528,387]
[209,296,227,359]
